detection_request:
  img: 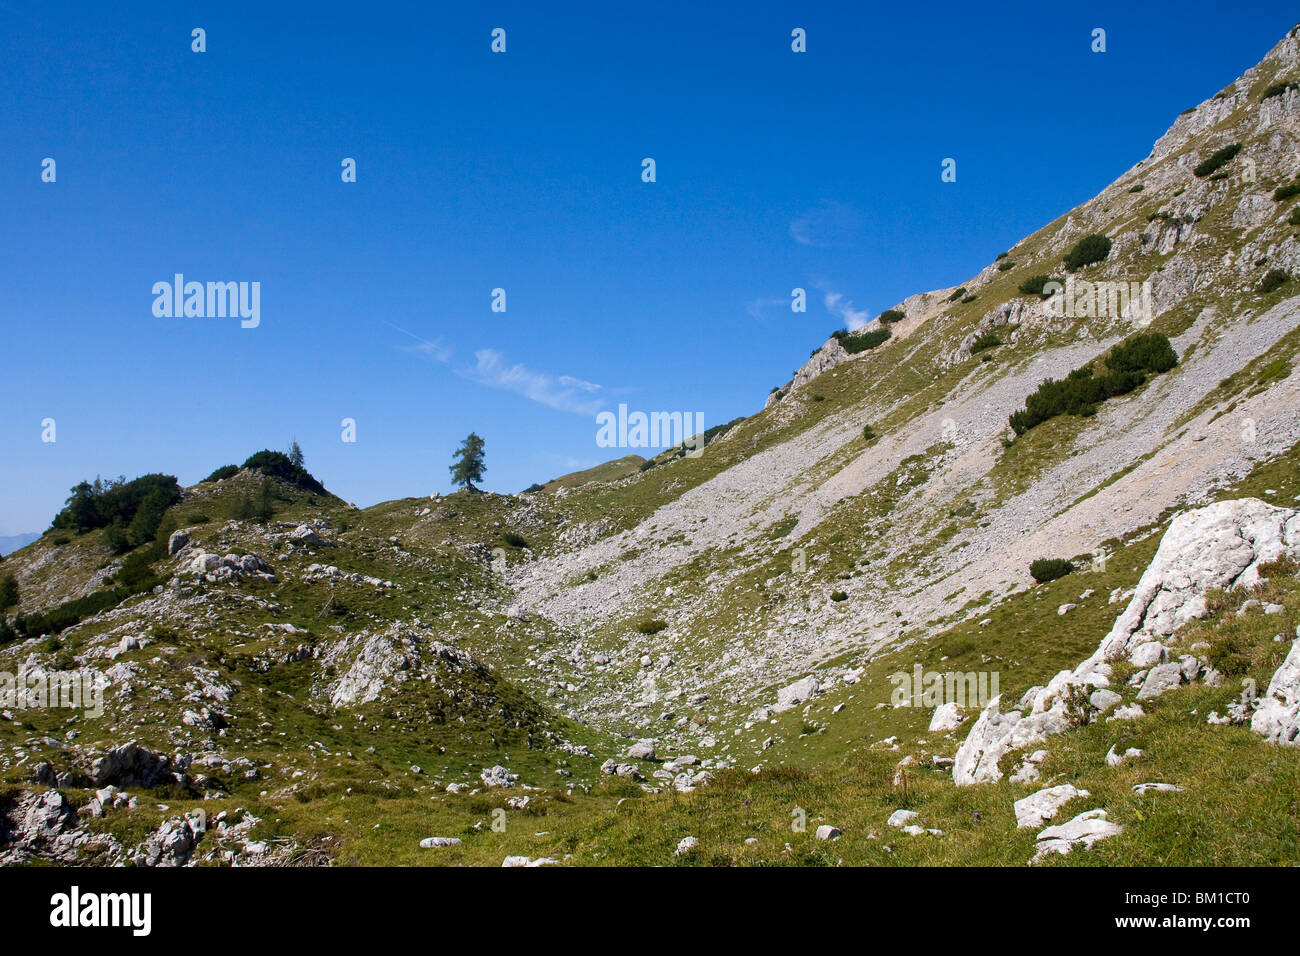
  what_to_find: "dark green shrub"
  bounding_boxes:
[995,251,1009,260]
[523,483,546,493]
[126,487,172,548]
[241,450,327,494]
[503,531,528,548]
[114,548,159,590]
[1018,274,1061,296]
[1288,207,1300,226]
[836,327,891,354]
[1128,184,1145,192]
[970,332,1002,354]
[1273,181,1300,202]
[51,473,181,535]
[997,261,1016,271]
[103,522,130,555]
[830,591,848,602]
[947,287,967,303]
[638,459,657,473]
[878,309,905,324]
[1261,80,1298,101]
[204,464,239,482]
[1029,558,1074,584]
[862,424,876,441]
[769,516,798,538]
[633,618,668,635]
[1192,143,1241,178]
[961,294,978,303]
[1008,333,1177,434]
[1062,233,1112,271]
[812,394,825,402]
[1105,331,1178,375]
[1260,268,1291,293]
[0,574,17,613]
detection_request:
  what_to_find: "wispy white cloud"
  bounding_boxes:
[388,322,608,415]
[385,321,453,362]
[822,290,871,331]
[558,374,603,393]
[461,349,606,415]
[746,295,789,321]
[789,200,861,248]
[410,337,453,361]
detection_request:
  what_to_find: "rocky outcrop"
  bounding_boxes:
[90,742,177,789]
[1014,784,1089,829]
[1032,809,1122,862]
[320,629,480,709]
[480,765,520,788]
[178,551,274,584]
[1252,631,1300,745]
[289,524,326,547]
[786,338,850,396]
[1087,499,1300,667]
[324,633,419,708]
[131,816,202,867]
[955,498,1298,785]
[0,789,121,865]
[952,692,1075,786]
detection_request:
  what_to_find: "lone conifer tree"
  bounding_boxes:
[288,440,305,469]
[449,433,486,490]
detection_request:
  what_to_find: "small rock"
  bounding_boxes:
[887,809,918,828]
[1132,782,1184,794]
[420,837,462,848]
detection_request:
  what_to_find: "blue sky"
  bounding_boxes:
[1,1,1296,534]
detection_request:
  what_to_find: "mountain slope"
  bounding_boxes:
[3,25,1300,867]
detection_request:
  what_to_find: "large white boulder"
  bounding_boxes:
[1088,499,1300,667]
[774,676,821,712]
